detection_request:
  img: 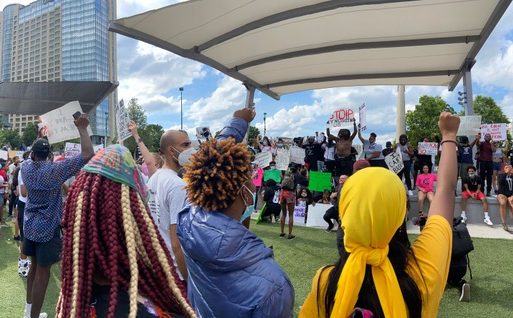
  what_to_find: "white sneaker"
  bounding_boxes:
[461,214,467,223]
[408,190,413,196]
[484,217,493,226]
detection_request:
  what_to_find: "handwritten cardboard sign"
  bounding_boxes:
[384,152,404,174]
[480,123,507,141]
[275,148,290,171]
[327,108,355,129]
[39,101,93,144]
[289,146,305,165]
[255,151,273,168]
[359,103,367,131]
[116,100,131,142]
[418,142,438,156]
[457,116,482,136]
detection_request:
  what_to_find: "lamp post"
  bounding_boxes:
[179,87,184,130]
[104,111,108,147]
[263,112,267,136]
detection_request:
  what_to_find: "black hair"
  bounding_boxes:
[466,165,477,172]
[322,221,422,318]
[399,134,408,141]
[266,179,277,187]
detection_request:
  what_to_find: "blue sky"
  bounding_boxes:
[3,0,513,143]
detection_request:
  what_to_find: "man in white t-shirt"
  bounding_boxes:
[147,108,255,282]
[358,130,387,168]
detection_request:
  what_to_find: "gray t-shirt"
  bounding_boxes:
[363,140,384,160]
[397,144,411,161]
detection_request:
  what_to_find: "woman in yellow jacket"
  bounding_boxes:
[300,112,460,318]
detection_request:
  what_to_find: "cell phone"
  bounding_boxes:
[72,111,81,120]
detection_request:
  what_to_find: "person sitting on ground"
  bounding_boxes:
[177,138,294,317]
[300,112,459,318]
[324,175,348,233]
[497,164,513,232]
[416,164,437,218]
[261,179,282,223]
[297,187,314,224]
[318,190,332,204]
[58,145,194,318]
[460,165,492,226]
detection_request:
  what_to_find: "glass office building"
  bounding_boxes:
[0,0,117,143]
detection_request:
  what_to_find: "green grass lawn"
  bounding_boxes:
[2,218,512,318]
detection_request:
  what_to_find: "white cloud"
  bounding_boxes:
[117,41,206,115]
[186,76,247,131]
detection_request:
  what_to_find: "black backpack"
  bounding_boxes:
[450,217,474,281]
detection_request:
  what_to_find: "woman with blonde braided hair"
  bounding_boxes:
[300,112,460,318]
[177,138,294,317]
[57,145,195,318]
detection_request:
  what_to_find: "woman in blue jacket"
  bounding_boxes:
[177,138,294,318]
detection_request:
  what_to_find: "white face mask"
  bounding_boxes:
[468,172,476,177]
[176,147,197,167]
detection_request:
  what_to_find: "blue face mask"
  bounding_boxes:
[240,185,256,222]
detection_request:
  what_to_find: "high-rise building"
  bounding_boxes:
[0,0,117,144]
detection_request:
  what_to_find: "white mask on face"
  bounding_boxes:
[173,146,197,167]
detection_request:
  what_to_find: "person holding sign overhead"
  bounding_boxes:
[327,119,357,177]
[358,128,386,168]
[21,113,94,318]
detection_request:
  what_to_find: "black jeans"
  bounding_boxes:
[397,160,413,190]
[479,161,493,193]
[8,192,17,216]
[323,206,338,229]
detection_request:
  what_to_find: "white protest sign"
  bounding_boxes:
[116,100,131,142]
[384,152,404,174]
[0,150,8,161]
[65,143,104,158]
[480,123,507,141]
[289,146,305,165]
[418,142,438,156]
[39,101,92,144]
[254,151,273,168]
[327,108,355,129]
[275,148,290,171]
[457,116,481,136]
[64,142,81,158]
[359,103,367,131]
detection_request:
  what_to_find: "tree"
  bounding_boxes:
[405,95,455,144]
[1,129,23,149]
[127,98,147,129]
[22,122,38,147]
[248,126,260,144]
[472,96,510,124]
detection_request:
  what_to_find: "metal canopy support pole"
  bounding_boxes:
[396,85,406,141]
[463,62,474,116]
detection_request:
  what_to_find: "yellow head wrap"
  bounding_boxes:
[332,167,407,318]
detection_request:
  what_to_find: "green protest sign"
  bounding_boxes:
[264,169,282,183]
[308,171,333,192]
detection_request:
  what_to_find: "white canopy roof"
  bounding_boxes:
[110,0,512,100]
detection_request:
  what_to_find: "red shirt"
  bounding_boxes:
[479,141,493,161]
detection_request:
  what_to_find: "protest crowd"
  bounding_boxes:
[1,103,512,318]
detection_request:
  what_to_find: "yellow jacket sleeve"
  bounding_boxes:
[299,266,333,318]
